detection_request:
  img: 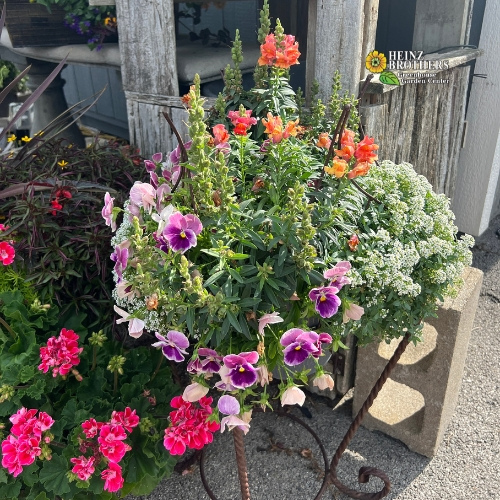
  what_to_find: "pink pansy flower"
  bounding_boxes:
[70,455,95,481]
[280,328,319,366]
[281,385,306,406]
[116,281,137,300]
[258,312,283,335]
[129,181,156,214]
[218,395,250,435]
[113,305,145,338]
[182,382,209,402]
[214,364,238,391]
[101,192,116,232]
[222,351,259,389]
[102,461,124,492]
[343,303,365,323]
[313,373,335,391]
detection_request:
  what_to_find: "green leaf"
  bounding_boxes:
[0,469,7,484]
[379,71,400,85]
[204,270,225,287]
[39,454,71,495]
[226,310,242,333]
[0,481,21,499]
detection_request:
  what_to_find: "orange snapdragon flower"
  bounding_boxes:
[262,113,299,144]
[347,161,371,179]
[258,33,300,69]
[348,234,360,251]
[316,132,331,149]
[334,129,356,161]
[212,124,229,145]
[354,136,379,163]
[324,157,348,178]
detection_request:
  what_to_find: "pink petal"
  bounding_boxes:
[280,328,304,347]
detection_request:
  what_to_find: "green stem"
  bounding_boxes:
[150,353,164,382]
[91,345,97,371]
[0,316,16,340]
[113,371,118,395]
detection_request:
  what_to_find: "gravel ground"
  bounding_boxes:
[133,215,500,500]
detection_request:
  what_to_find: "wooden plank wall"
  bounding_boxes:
[360,65,470,202]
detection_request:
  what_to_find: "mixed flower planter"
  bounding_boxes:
[0,1,475,499]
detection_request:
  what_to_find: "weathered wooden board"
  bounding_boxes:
[360,65,470,204]
[306,0,365,101]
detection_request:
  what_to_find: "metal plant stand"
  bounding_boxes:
[199,333,411,500]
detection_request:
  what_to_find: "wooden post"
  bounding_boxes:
[453,1,500,236]
[306,0,365,102]
[115,0,183,157]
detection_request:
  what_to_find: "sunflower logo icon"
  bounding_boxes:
[365,50,387,73]
[365,50,399,85]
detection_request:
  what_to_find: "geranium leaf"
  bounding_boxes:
[39,454,71,495]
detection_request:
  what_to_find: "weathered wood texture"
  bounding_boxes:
[306,0,365,101]
[115,0,179,157]
[413,0,473,53]
[360,0,380,81]
[361,65,470,203]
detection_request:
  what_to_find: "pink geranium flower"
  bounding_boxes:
[38,328,83,377]
[102,461,124,492]
[0,241,15,265]
[110,407,140,433]
[71,455,95,481]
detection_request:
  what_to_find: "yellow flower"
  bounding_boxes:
[21,136,31,143]
[58,160,69,169]
[365,50,387,73]
[7,134,16,143]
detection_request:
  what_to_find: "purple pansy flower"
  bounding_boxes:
[198,348,223,373]
[308,286,341,318]
[152,330,189,362]
[214,365,238,391]
[218,395,250,434]
[169,141,192,167]
[323,261,351,289]
[312,332,333,359]
[222,351,259,389]
[280,328,319,366]
[110,244,129,283]
[163,212,203,253]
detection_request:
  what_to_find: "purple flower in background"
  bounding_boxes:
[222,351,259,389]
[198,348,223,373]
[323,261,351,289]
[312,332,333,359]
[102,192,116,231]
[218,395,250,434]
[280,328,319,366]
[163,212,203,253]
[152,330,189,362]
[308,286,341,318]
[169,141,192,167]
[110,243,129,283]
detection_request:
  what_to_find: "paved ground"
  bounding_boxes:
[135,215,500,500]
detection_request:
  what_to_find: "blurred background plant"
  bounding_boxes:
[0,138,146,332]
[34,0,117,50]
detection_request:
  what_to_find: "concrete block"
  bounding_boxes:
[352,267,483,457]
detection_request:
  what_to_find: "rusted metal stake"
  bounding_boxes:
[316,333,411,500]
[233,427,251,500]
